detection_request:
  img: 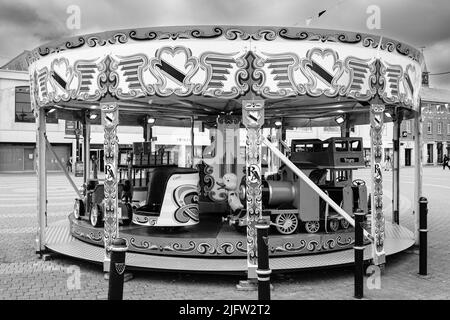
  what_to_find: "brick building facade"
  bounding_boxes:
[400,63,450,166]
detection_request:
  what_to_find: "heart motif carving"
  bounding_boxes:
[150,46,199,96]
[402,64,418,106]
[301,48,344,97]
[50,58,74,92]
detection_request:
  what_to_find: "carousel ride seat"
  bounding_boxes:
[87,181,128,204]
[135,166,198,217]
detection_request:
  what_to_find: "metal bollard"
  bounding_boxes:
[108,238,128,300]
[419,197,428,276]
[354,209,365,299]
[256,217,271,301]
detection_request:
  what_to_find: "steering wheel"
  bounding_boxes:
[352,179,366,187]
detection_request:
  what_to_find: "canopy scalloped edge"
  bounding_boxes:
[28,25,423,112]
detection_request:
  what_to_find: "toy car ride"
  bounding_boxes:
[73,179,133,227]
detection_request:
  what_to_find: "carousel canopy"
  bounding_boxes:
[27,25,423,128]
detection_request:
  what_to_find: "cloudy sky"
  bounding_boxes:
[1,0,449,88]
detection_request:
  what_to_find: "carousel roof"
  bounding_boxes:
[27,25,424,128]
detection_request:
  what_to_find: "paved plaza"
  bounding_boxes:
[0,166,449,300]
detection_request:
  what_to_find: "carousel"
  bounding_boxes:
[28,26,424,276]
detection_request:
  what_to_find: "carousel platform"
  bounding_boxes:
[44,214,415,274]
[68,212,362,257]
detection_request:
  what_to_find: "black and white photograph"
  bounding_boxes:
[0,0,449,310]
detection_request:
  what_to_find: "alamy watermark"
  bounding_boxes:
[366,265,382,290]
[66,5,81,31]
[366,5,381,30]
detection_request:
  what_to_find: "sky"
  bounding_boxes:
[0,0,449,88]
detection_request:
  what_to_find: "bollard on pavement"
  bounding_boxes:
[256,217,271,301]
[354,209,365,299]
[419,197,428,276]
[108,238,128,300]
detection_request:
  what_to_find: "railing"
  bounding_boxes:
[262,137,373,242]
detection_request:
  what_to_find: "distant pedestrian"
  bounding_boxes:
[66,157,72,172]
[91,154,98,179]
[443,154,450,170]
[384,154,391,171]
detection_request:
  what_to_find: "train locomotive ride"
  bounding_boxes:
[225,137,368,235]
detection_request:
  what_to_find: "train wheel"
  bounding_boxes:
[340,219,350,229]
[328,219,340,232]
[90,205,103,228]
[304,221,320,234]
[275,213,298,235]
[73,200,81,220]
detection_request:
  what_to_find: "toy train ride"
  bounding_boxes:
[72,136,368,236]
[227,137,368,234]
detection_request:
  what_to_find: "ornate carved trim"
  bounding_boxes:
[101,102,119,255]
[242,100,265,272]
[28,26,422,63]
[370,104,386,265]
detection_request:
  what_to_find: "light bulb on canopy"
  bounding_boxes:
[335,115,345,125]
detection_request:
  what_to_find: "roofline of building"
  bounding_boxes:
[0,50,31,70]
[0,69,29,82]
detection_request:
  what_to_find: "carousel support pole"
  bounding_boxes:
[370,104,386,267]
[143,122,148,141]
[342,120,351,138]
[83,112,91,182]
[275,122,282,169]
[342,120,352,181]
[146,122,153,143]
[392,112,402,224]
[281,124,287,154]
[101,102,120,273]
[36,107,47,254]
[75,122,81,162]
[191,116,195,168]
[238,100,265,291]
[414,107,423,245]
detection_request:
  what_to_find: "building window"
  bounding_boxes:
[15,86,58,123]
[405,120,411,133]
[427,144,434,163]
[404,121,410,133]
[427,122,432,134]
[15,87,34,123]
[438,122,442,134]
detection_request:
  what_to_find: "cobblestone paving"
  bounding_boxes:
[0,168,449,300]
